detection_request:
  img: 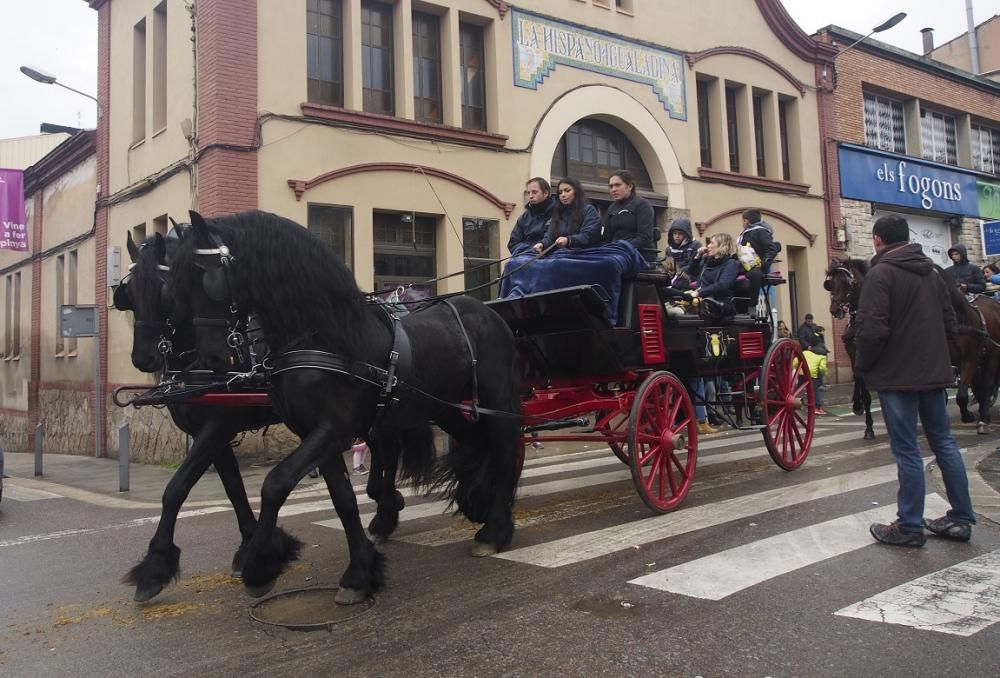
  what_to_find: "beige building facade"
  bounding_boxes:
[2,0,838,458]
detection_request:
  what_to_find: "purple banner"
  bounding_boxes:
[0,169,29,251]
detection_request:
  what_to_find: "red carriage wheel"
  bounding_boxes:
[760,338,815,470]
[627,371,698,513]
[595,409,630,465]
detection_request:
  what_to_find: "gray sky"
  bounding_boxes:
[1,0,998,140]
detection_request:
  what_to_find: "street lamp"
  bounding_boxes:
[20,65,102,119]
[823,12,908,89]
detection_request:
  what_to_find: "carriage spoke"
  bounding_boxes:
[671,417,692,437]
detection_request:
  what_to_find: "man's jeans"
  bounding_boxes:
[878,389,976,533]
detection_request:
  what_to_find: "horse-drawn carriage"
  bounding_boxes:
[113,211,816,604]
[489,267,816,514]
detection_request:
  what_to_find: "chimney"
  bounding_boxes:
[921,27,935,54]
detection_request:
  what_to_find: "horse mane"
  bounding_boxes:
[132,236,167,316]
[826,257,869,278]
[171,210,370,357]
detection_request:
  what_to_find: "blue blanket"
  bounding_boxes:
[499,241,650,324]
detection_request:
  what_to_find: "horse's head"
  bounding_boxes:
[824,259,864,321]
[113,231,175,373]
[170,210,244,373]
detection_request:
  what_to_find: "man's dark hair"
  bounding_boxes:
[742,209,761,224]
[872,214,910,245]
[526,177,550,194]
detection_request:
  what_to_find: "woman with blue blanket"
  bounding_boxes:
[533,177,601,253]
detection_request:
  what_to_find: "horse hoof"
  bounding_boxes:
[470,542,498,558]
[863,430,876,441]
[133,583,164,603]
[370,533,388,545]
[961,413,977,424]
[244,581,276,598]
[977,424,988,435]
[334,587,368,605]
[852,405,865,417]
[394,491,405,512]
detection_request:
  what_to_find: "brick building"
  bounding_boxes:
[814,25,1000,383]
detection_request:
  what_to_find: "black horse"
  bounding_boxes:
[827,257,1000,434]
[113,232,299,602]
[168,210,522,603]
[824,259,875,440]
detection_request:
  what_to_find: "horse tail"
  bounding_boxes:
[431,433,503,524]
[396,424,436,489]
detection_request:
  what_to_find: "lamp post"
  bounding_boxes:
[19,65,102,119]
[823,13,907,89]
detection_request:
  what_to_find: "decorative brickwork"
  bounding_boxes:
[195,0,259,216]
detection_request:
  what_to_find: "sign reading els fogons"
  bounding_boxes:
[511,9,686,119]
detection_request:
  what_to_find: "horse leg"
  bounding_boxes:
[317,456,386,605]
[956,379,976,423]
[861,382,875,440]
[123,422,225,602]
[852,379,865,417]
[366,436,405,543]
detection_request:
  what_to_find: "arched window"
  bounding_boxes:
[551,119,652,189]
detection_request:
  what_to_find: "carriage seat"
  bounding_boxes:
[639,227,662,264]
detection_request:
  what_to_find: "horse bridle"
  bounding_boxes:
[114,245,177,358]
[824,266,858,321]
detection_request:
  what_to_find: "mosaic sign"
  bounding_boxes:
[512,9,686,119]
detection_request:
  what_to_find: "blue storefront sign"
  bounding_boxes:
[838,144,980,216]
[983,221,1000,257]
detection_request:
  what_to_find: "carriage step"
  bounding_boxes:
[524,417,591,433]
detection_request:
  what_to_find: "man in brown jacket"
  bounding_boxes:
[854,214,975,547]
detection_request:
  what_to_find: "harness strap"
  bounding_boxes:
[442,299,480,422]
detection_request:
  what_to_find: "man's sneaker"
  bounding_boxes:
[531,441,544,449]
[307,468,320,479]
[923,516,972,542]
[353,465,369,476]
[815,407,829,416]
[870,521,926,547]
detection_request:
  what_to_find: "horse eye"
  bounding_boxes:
[823,280,832,292]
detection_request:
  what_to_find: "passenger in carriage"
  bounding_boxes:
[508,177,557,254]
[532,177,602,253]
[603,170,655,251]
[683,233,741,317]
[665,217,702,276]
[737,209,780,303]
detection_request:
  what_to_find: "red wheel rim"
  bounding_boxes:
[596,409,630,464]
[628,372,697,513]
[761,339,814,470]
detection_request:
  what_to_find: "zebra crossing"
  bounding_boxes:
[306,424,1000,638]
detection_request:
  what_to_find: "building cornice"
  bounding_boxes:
[85,0,108,10]
[686,47,808,96]
[696,205,817,246]
[300,102,509,149]
[482,0,509,19]
[288,162,517,219]
[23,131,97,197]
[755,0,838,64]
[696,167,812,196]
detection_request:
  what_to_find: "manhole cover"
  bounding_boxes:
[249,587,374,631]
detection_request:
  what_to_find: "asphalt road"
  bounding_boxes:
[2,416,998,677]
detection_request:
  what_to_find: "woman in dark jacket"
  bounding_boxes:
[686,233,741,308]
[508,177,557,254]
[533,177,601,252]
[604,170,655,251]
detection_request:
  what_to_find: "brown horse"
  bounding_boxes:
[827,258,1000,434]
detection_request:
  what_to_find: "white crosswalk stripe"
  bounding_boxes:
[835,549,1000,636]
[628,495,950,600]
[3,484,64,502]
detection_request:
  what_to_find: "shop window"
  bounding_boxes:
[725,86,740,173]
[3,272,21,359]
[459,23,486,131]
[696,79,712,168]
[463,218,499,302]
[778,98,791,181]
[412,11,442,124]
[373,212,437,294]
[308,204,354,270]
[920,108,957,165]
[752,93,766,177]
[307,0,344,107]
[550,119,652,189]
[971,123,1000,175]
[863,93,905,154]
[362,0,394,115]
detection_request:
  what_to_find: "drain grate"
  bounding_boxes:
[249,587,374,631]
